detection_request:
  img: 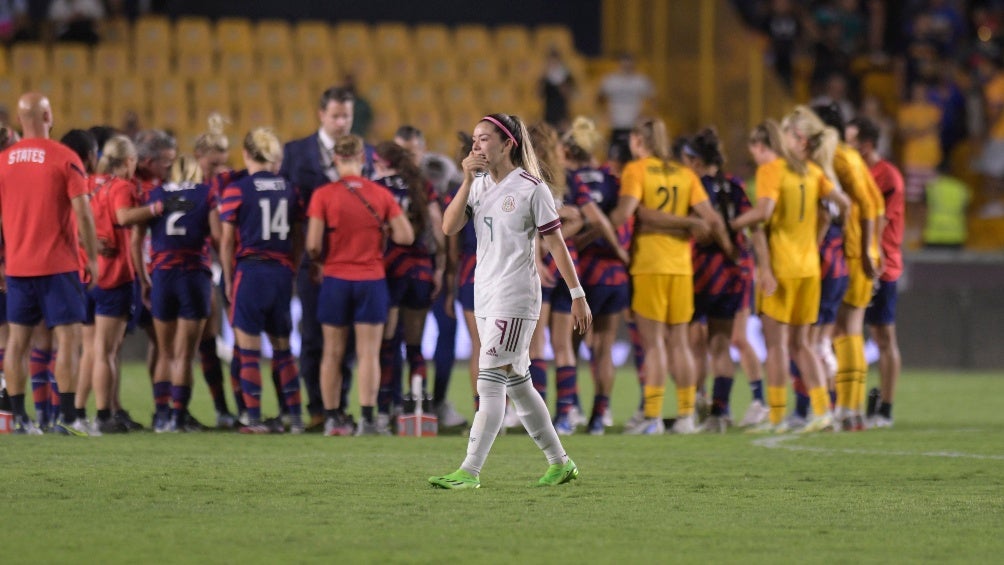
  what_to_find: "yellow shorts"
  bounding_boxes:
[631,274,693,325]
[843,258,874,309]
[758,275,820,325]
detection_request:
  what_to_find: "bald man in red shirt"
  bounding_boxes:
[0,93,99,435]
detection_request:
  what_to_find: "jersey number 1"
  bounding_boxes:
[259,198,290,241]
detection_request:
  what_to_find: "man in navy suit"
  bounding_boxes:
[280,86,373,429]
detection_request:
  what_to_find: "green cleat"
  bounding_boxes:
[428,469,481,489]
[537,458,579,486]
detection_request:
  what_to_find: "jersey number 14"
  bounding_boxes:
[259,198,290,241]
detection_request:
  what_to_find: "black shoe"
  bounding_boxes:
[263,416,285,433]
[179,412,208,432]
[866,387,880,418]
[98,417,129,434]
[115,410,144,431]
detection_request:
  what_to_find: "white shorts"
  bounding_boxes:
[475,316,537,376]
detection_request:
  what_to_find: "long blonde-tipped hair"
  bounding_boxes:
[243,127,282,164]
[780,105,838,179]
[749,119,800,171]
[98,135,137,174]
[528,121,567,200]
[562,115,603,164]
[171,155,203,184]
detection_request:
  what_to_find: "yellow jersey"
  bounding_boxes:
[620,156,708,275]
[833,144,882,260]
[756,157,834,278]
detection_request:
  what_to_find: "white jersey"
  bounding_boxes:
[467,167,561,319]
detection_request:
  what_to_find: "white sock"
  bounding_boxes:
[460,369,507,476]
[507,370,568,466]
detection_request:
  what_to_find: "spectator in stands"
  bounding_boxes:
[598,53,654,164]
[810,73,856,123]
[0,93,99,435]
[858,95,894,159]
[762,0,804,87]
[927,61,967,167]
[540,47,575,130]
[898,80,943,235]
[923,170,970,249]
[48,0,104,45]
[810,21,853,90]
[280,85,373,430]
[974,49,1004,218]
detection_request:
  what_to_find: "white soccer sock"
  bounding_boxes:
[507,370,569,466]
[460,369,508,476]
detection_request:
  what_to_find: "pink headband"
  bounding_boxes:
[482,116,519,147]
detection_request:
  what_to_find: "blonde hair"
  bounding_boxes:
[98,135,137,174]
[242,127,282,164]
[781,105,838,178]
[171,155,203,184]
[749,119,800,171]
[528,121,566,200]
[562,116,603,164]
[632,117,671,161]
[193,113,229,156]
[334,134,364,159]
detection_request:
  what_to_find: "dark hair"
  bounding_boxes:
[688,127,725,170]
[811,103,845,141]
[87,125,117,151]
[455,130,472,165]
[60,129,98,173]
[0,125,18,151]
[481,112,541,178]
[671,135,691,162]
[375,140,430,236]
[849,116,880,146]
[333,134,364,158]
[395,125,423,141]
[318,86,354,110]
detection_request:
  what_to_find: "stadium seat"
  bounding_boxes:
[10,43,49,79]
[51,44,91,78]
[0,76,24,111]
[258,49,297,81]
[71,76,109,111]
[92,44,129,78]
[333,21,372,59]
[0,46,7,76]
[149,76,188,108]
[462,52,503,79]
[177,50,216,79]
[193,78,234,122]
[373,22,412,59]
[444,102,481,135]
[174,16,213,55]
[217,17,254,55]
[363,82,401,114]
[495,25,532,58]
[402,106,447,138]
[298,52,340,84]
[108,75,147,118]
[341,53,379,92]
[400,82,436,109]
[475,83,518,112]
[255,19,294,56]
[238,102,279,134]
[133,15,172,53]
[369,105,403,141]
[233,79,270,121]
[382,53,421,87]
[276,79,313,113]
[278,104,316,140]
[533,25,576,56]
[293,20,331,56]
[414,24,451,59]
[424,56,460,87]
[219,51,255,78]
[24,75,66,116]
[67,98,109,129]
[98,16,131,45]
[132,47,170,77]
[454,24,491,53]
[151,100,193,134]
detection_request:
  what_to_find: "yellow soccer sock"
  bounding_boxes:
[809,386,831,417]
[643,385,665,419]
[849,334,866,414]
[833,335,855,411]
[767,386,786,425]
[677,385,696,417]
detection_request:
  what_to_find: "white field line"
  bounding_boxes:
[751,434,1004,461]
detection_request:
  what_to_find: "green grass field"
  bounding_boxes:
[3,364,1002,563]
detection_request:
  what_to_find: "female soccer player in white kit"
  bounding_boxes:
[429,113,592,489]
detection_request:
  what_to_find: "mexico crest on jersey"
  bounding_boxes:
[501,194,516,212]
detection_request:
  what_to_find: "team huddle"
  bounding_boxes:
[0,84,903,489]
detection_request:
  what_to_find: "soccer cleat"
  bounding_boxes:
[602,408,614,428]
[263,417,286,434]
[567,405,588,427]
[775,413,806,434]
[587,416,605,436]
[52,419,91,436]
[97,417,128,434]
[537,459,579,486]
[153,414,173,434]
[114,410,144,431]
[215,411,238,429]
[739,400,769,427]
[866,387,881,418]
[695,392,710,423]
[623,417,665,435]
[624,409,646,430]
[323,416,354,437]
[870,415,894,429]
[305,413,327,432]
[428,469,481,489]
[179,412,209,432]
[744,420,778,434]
[238,423,272,434]
[355,419,391,436]
[699,415,730,434]
[13,417,44,435]
[670,414,698,435]
[553,412,576,436]
[798,412,836,434]
[435,400,468,428]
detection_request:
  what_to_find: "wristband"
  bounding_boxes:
[149,201,164,216]
[569,286,586,300]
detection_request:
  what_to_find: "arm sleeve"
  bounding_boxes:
[306,187,324,221]
[109,180,137,214]
[219,185,242,223]
[572,178,594,207]
[533,183,562,234]
[619,162,643,201]
[755,161,781,202]
[65,154,88,200]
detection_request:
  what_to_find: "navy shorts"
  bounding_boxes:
[865,279,898,326]
[82,284,95,325]
[6,272,86,328]
[130,278,153,331]
[585,283,629,316]
[458,280,474,312]
[694,290,743,321]
[92,282,135,319]
[817,275,849,325]
[387,274,433,310]
[318,277,389,326]
[550,280,572,314]
[152,269,212,321]
[0,290,7,324]
[230,261,294,337]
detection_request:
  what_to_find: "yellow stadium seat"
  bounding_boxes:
[239,102,279,132]
[0,76,25,111]
[382,54,421,87]
[67,98,108,129]
[369,105,403,141]
[341,53,379,92]
[441,83,475,108]
[10,43,49,79]
[27,75,67,115]
[0,46,7,76]
[424,55,459,87]
[373,22,412,58]
[216,17,254,55]
[149,76,188,106]
[476,83,517,112]
[294,20,331,56]
[51,44,90,78]
[414,24,451,59]
[134,15,171,52]
[193,78,234,120]
[108,75,146,116]
[258,49,296,81]
[461,52,502,78]
[298,52,339,84]
[72,76,108,110]
[151,101,193,135]
[279,104,316,140]
[495,25,532,57]
[400,82,436,109]
[98,17,131,45]
[276,79,313,112]
[402,106,447,137]
[218,51,255,78]
[444,102,481,135]
[132,48,170,77]
[363,82,400,114]
[92,44,129,78]
[174,16,212,55]
[255,19,293,56]
[534,25,576,56]
[454,24,490,53]
[176,50,215,79]
[334,21,372,58]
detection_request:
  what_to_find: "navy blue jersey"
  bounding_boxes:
[148,181,215,271]
[220,171,301,269]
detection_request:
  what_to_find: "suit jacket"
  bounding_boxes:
[280,132,375,206]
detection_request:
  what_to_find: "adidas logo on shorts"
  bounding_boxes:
[486,347,498,357]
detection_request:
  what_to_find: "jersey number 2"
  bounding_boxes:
[259,198,290,241]
[166,211,186,236]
